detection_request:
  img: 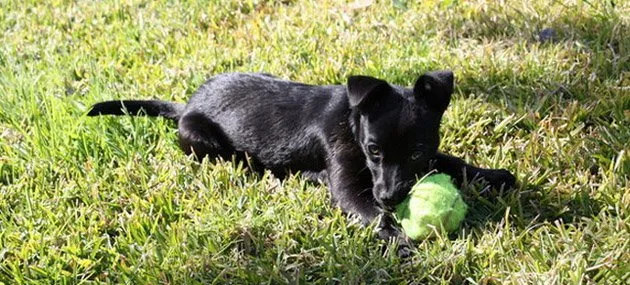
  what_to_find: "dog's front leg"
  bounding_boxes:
[327,161,413,258]
[432,152,516,190]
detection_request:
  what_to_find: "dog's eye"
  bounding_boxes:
[367,144,381,156]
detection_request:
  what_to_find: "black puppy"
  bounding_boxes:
[88,71,515,256]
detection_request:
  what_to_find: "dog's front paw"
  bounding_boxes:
[377,229,415,259]
[482,168,516,190]
[377,214,415,258]
[395,236,414,259]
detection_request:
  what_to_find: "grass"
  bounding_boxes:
[0,0,628,283]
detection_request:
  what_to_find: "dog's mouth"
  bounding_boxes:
[379,195,407,212]
[376,180,415,212]
[378,202,395,213]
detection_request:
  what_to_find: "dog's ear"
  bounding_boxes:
[347,76,391,108]
[413,70,454,112]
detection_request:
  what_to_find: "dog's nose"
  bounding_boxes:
[377,181,414,208]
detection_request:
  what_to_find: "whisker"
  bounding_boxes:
[357,187,372,197]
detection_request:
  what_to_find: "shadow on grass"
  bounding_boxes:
[386,2,625,112]
[458,179,606,235]
[454,7,621,229]
[366,8,626,239]
[453,3,625,50]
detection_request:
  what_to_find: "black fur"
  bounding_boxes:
[88,100,185,121]
[88,71,516,257]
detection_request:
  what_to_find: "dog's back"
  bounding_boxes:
[179,73,349,175]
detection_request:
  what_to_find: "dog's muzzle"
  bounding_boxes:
[376,180,414,211]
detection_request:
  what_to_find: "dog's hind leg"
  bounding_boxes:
[178,111,264,173]
[178,112,232,159]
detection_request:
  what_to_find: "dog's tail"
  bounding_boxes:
[87,100,185,121]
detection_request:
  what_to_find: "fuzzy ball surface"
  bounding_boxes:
[394,174,468,240]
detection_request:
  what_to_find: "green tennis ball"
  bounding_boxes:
[394,174,468,240]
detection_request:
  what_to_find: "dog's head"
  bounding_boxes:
[347,71,454,210]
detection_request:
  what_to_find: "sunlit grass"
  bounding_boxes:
[0,0,628,283]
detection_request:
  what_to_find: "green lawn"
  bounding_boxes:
[1,0,628,283]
